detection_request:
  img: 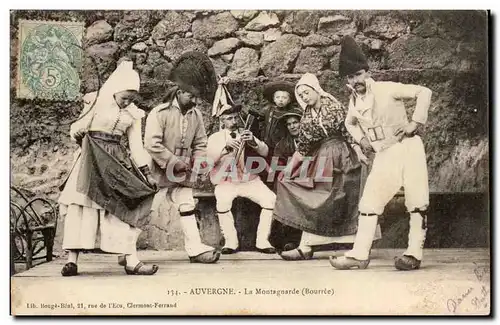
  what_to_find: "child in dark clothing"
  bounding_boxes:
[256,80,301,153]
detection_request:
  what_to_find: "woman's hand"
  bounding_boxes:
[138,165,158,190]
[73,129,86,143]
[290,151,304,168]
[146,175,158,190]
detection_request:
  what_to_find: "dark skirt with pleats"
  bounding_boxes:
[272,136,362,237]
[75,132,156,228]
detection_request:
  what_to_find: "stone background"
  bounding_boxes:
[10,10,489,252]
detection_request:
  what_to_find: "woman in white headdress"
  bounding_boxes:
[58,59,159,276]
[273,73,380,260]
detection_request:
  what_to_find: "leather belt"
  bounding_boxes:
[88,131,122,143]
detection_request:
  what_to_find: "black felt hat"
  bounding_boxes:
[263,80,297,104]
[277,107,303,121]
[219,104,242,116]
[169,51,218,103]
[339,36,369,77]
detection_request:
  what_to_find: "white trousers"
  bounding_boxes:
[359,136,429,214]
[347,136,429,261]
[215,178,276,249]
[161,186,215,257]
[214,178,276,212]
[167,187,197,212]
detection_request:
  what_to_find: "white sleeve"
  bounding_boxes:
[69,92,98,141]
[390,82,432,125]
[207,133,227,164]
[249,137,269,157]
[127,118,150,167]
[344,98,365,143]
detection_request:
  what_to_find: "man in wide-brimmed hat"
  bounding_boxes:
[206,104,276,255]
[272,108,303,166]
[144,51,220,264]
[329,36,433,271]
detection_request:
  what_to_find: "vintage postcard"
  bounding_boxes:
[9,9,490,316]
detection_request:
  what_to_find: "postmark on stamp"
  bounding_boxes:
[16,20,85,101]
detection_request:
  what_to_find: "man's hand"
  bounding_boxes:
[353,145,369,165]
[173,159,190,173]
[359,137,375,155]
[394,121,420,142]
[241,130,257,147]
[225,137,241,152]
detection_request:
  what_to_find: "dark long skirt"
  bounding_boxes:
[272,136,362,237]
[76,132,157,228]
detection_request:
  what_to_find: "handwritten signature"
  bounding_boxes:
[447,287,474,312]
[446,263,490,313]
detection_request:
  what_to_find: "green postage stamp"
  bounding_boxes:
[16,19,84,101]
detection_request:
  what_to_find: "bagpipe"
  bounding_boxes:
[212,76,263,163]
[181,75,276,189]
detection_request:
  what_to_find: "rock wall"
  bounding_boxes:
[10,10,489,251]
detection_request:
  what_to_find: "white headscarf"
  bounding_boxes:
[93,60,141,111]
[294,73,344,137]
[294,73,343,110]
[70,61,143,139]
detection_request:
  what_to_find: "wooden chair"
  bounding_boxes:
[10,186,58,273]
